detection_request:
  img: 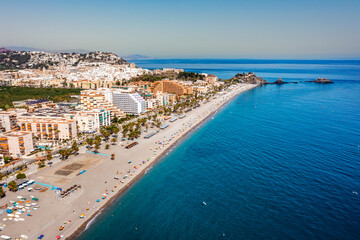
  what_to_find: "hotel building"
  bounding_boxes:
[112,90,146,115]
[17,116,77,141]
[0,131,34,157]
[80,89,125,118]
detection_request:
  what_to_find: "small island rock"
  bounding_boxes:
[314,78,334,84]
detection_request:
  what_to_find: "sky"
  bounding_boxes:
[1,0,360,59]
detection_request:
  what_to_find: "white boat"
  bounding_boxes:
[202,202,207,206]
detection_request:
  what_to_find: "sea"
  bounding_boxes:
[78,59,360,240]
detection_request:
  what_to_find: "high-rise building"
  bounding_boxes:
[112,90,146,115]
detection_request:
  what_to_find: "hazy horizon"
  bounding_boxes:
[1,0,360,59]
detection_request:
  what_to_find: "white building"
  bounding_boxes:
[74,109,111,133]
[146,99,158,110]
[155,92,170,107]
[112,90,146,115]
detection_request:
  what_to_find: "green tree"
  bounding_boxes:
[71,141,79,154]
[0,186,5,198]
[86,138,93,147]
[46,152,53,161]
[38,160,45,168]
[111,137,117,145]
[94,144,100,153]
[16,173,26,179]
[8,180,18,192]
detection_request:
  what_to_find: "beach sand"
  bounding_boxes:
[0,83,257,240]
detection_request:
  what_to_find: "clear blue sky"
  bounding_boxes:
[1,0,359,59]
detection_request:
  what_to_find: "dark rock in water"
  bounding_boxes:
[314,78,334,84]
[230,72,268,84]
[274,78,286,84]
[269,78,297,84]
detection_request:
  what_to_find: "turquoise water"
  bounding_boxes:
[78,60,360,240]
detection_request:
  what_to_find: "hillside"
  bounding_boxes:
[0,50,128,70]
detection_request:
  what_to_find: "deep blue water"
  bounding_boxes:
[78,60,360,240]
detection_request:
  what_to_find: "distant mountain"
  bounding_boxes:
[5,46,45,52]
[5,46,91,54]
[0,47,13,53]
[124,54,154,60]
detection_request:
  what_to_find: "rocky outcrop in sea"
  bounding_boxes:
[314,78,334,83]
[230,72,268,84]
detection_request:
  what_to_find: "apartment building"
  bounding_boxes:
[0,131,34,157]
[17,116,77,141]
[151,80,193,97]
[74,109,111,133]
[112,90,146,115]
[80,89,125,118]
[0,111,21,132]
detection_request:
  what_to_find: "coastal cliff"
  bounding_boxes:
[229,72,268,84]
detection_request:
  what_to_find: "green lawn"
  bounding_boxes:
[0,86,82,109]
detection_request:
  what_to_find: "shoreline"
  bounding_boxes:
[68,84,259,239]
[0,83,258,239]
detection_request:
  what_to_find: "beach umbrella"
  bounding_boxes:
[96,199,100,202]
[32,198,39,201]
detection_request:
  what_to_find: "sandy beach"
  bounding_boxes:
[0,83,257,240]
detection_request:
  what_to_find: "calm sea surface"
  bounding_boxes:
[78,60,360,240]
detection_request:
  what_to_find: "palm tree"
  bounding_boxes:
[59,148,66,160]
[46,152,53,161]
[94,144,100,153]
[111,137,117,145]
[86,138,93,148]
[71,141,79,154]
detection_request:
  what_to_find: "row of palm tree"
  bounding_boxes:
[58,140,80,160]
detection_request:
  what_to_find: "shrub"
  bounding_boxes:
[16,173,26,179]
